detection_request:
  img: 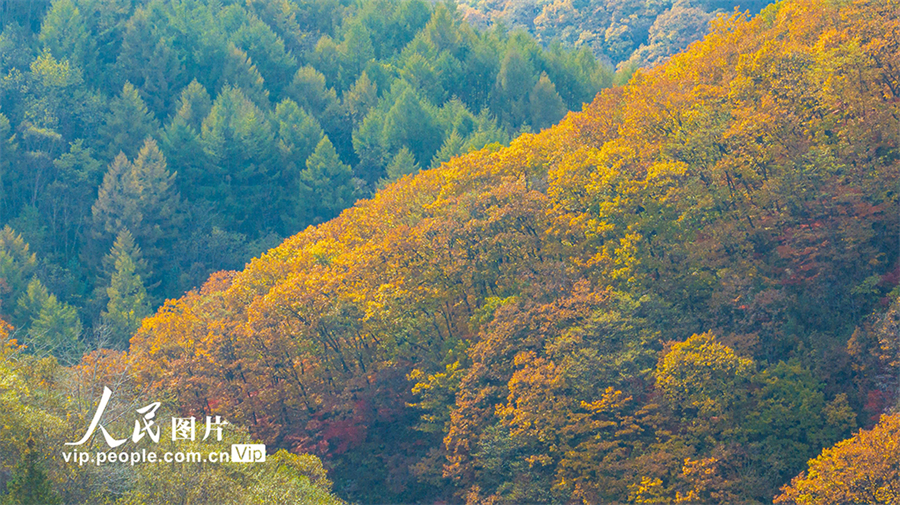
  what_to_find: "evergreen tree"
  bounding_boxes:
[129,138,180,239]
[352,107,389,182]
[460,36,501,112]
[491,48,535,129]
[4,435,61,505]
[117,8,185,118]
[382,87,443,167]
[399,52,445,105]
[389,0,433,53]
[220,44,269,107]
[275,99,325,228]
[231,16,297,99]
[0,115,17,223]
[528,72,567,130]
[173,80,213,131]
[14,278,50,329]
[91,152,138,237]
[433,51,464,102]
[381,146,420,186]
[339,22,375,89]
[298,136,354,225]
[161,120,206,205]
[91,139,180,272]
[465,108,509,149]
[200,86,280,234]
[311,36,342,92]
[437,98,478,138]
[430,129,465,168]
[38,0,96,74]
[17,278,81,355]
[0,226,38,317]
[161,81,212,203]
[100,82,160,160]
[287,65,339,119]
[101,228,150,285]
[89,227,152,320]
[102,249,150,348]
[275,99,324,170]
[423,3,460,53]
[342,71,378,125]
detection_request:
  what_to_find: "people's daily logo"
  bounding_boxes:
[62,386,264,466]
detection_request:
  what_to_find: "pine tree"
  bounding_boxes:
[101,229,151,286]
[117,8,186,118]
[17,278,81,355]
[491,49,535,129]
[174,80,213,131]
[4,435,61,505]
[0,226,38,317]
[102,250,150,348]
[200,86,280,234]
[382,87,443,167]
[100,82,160,160]
[275,99,324,171]
[430,130,466,168]
[92,152,140,238]
[14,278,50,329]
[161,122,206,204]
[298,136,354,225]
[386,147,421,181]
[287,66,339,119]
[342,72,378,125]
[91,139,181,274]
[160,81,213,203]
[129,139,180,246]
[528,72,567,130]
[85,228,152,320]
[29,299,81,355]
[339,22,375,89]
[464,108,509,150]
[352,108,389,182]
[230,17,297,99]
[423,3,460,53]
[220,44,269,107]
[38,0,96,74]
[399,52,445,105]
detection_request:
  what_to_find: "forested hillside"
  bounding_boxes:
[0,323,345,504]
[124,0,900,503]
[456,0,772,68]
[0,0,616,355]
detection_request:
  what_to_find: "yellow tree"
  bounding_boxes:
[776,413,900,505]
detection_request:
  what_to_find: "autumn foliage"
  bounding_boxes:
[127,0,900,502]
[776,413,900,505]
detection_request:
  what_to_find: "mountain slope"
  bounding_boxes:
[455,0,772,67]
[0,0,616,350]
[128,0,900,502]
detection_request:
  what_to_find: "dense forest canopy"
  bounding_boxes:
[0,0,618,355]
[2,0,900,503]
[455,0,772,68]
[119,0,897,502]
